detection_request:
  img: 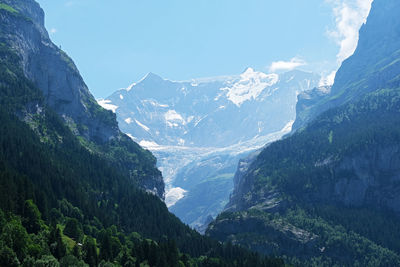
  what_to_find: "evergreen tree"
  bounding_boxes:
[0,246,20,267]
[0,218,29,261]
[23,199,41,234]
[83,237,98,267]
[34,255,59,267]
[49,226,66,260]
[63,218,83,242]
[60,255,88,267]
[72,244,82,260]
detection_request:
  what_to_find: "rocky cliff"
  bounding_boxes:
[292,85,331,131]
[207,0,400,265]
[0,0,164,197]
[208,89,400,265]
[222,92,400,213]
[104,69,319,148]
[294,0,400,130]
[104,66,319,228]
[1,0,117,143]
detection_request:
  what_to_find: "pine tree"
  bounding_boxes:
[83,237,98,267]
[49,226,66,260]
[23,200,42,234]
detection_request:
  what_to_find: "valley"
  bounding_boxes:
[101,69,320,229]
[3,0,400,266]
[0,0,284,266]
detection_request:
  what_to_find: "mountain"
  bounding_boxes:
[0,1,284,266]
[103,68,320,229]
[293,0,400,131]
[104,68,319,148]
[207,0,400,265]
[292,85,331,131]
[0,0,164,197]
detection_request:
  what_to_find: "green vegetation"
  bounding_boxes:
[327,130,333,144]
[0,17,283,267]
[0,203,285,267]
[212,205,400,266]
[205,173,234,183]
[59,50,77,71]
[284,207,400,266]
[0,3,18,14]
[209,86,400,266]
[255,88,400,197]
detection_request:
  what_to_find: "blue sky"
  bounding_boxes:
[36,0,372,98]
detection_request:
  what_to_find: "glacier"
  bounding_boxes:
[103,68,320,230]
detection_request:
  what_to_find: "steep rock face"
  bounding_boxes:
[332,145,400,210]
[227,142,400,215]
[207,211,318,258]
[1,0,118,143]
[224,150,261,212]
[104,68,319,228]
[208,89,400,265]
[292,85,331,131]
[0,0,164,197]
[208,0,400,264]
[294,0,400,129]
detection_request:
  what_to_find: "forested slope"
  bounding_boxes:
[0,1,284,266]
[207,0,400,265]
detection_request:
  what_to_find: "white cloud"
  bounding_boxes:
[319,70,337,86]
[327,0,373,64]
[269,57,307,72]
[49,28,57,35]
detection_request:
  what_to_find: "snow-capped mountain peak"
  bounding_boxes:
[220,68,279,107]
[104,69,320,148]
[103,68,321,228]
[142,72,164,82]
[125,72,165,92]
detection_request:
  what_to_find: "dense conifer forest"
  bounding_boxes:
[0,6,284,266]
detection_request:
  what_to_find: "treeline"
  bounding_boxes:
[214,88,400,266]
[0,201,283,267]
[255,88,400,197]
[0,27,284,266]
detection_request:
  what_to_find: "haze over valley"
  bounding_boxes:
[5,0,400,266]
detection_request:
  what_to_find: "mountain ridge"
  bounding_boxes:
[293,0,400,131]
[207,0,400,265]
[0,0,164,197]
[103,68,320,147]
[0,1,285,266]
[104,67,319,229]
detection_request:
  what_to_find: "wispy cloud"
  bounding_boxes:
[269,57,307,72]
[49,28,57,35]
[327,0,373,64]
[319,70,337,86]
[65,1,74,7]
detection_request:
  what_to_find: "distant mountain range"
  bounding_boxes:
[4,0,400,265]
[102,68,321,229]
[102,68,320,148]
